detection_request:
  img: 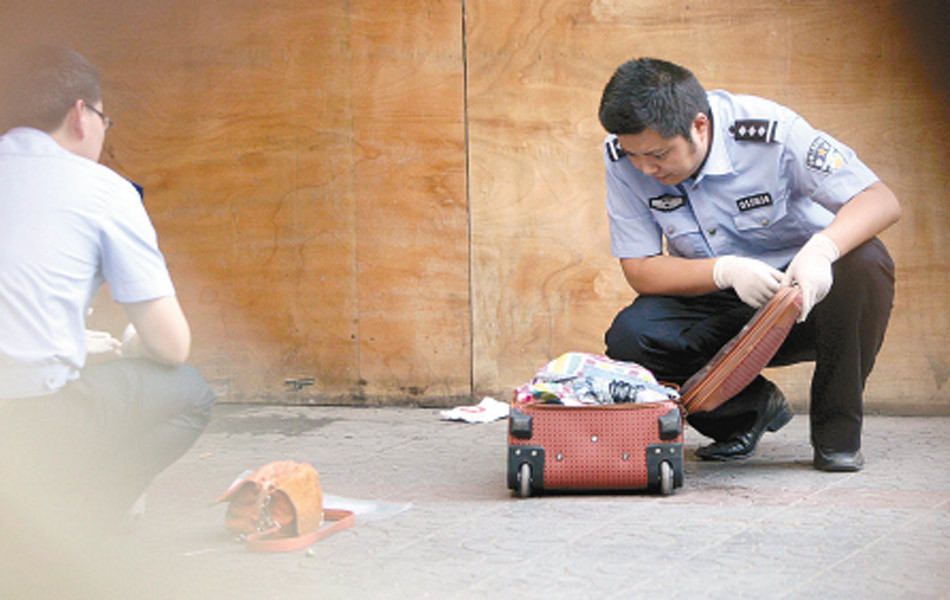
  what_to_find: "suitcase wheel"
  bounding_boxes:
[517,462,532,498]
[659,460,674,496]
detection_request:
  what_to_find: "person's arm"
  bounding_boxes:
[622,251,785,308]
[120,296,191,365]
[781,181,900,320]
[818,181,901,255]
[620,254,717,296]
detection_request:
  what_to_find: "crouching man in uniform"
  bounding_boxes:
[597,58,899,471]
[0,45,215,533]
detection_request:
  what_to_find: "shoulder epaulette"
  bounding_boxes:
[730,119,778,143]
[605,137,627,161]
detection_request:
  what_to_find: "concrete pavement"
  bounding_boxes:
[29,404,950,599]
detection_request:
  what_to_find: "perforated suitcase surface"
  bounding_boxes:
[508,400,683,491]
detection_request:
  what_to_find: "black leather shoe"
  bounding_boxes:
[814,447,864,472]
[695,384,792,461]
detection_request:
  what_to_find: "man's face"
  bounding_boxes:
[616,114,710,186]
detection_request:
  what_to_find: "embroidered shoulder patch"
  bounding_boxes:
[649,194,685,212]
[730,119,778,142]
[805,136,846,174]
[606,137,626,162]
[736,192,773,212]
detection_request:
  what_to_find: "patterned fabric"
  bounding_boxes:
[515,352,679,406]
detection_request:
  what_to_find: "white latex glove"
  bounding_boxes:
[781,233,839,322]
[119,323,140,357]
[713,255,784,308]
[85,329,121,355]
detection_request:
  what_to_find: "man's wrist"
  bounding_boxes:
[809,233,840,262]
[712,256,734,290]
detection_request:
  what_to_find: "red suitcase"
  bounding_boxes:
[506,287,802,498]
[507,399,684,497]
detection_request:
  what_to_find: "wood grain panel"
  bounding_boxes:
[349,0,470,402]
[0,0,468,404]
[101,0,362,402]
[2,0,946,410]
[467,0,950,412]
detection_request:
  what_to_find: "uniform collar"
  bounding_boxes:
[2,127,65,154]
[688,99,736,186]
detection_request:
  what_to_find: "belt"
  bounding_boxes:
[244,509,355,552]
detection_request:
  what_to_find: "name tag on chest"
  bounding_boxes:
[736,193,773,212]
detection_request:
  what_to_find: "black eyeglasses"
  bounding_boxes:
[85,104,113,131]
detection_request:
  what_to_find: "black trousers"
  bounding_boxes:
[604,238,894,452]
[0,358,215,518]
[0,359,215,599]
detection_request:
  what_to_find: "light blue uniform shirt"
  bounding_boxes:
[0,128,175,398]
[604,90,880,268]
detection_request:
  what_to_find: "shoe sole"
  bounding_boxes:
[696,450,753,462]
[814,451,864,472]
[815,463,862,472]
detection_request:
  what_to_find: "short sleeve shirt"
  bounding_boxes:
[604,90,880,268]
[0,128,175,398]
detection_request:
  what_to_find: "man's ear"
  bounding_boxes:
[693,112,710,135]
[691,112,712,151]
[64,99,87,139]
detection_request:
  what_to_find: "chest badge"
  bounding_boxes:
[649,194,686,212]
[736,192,773,212]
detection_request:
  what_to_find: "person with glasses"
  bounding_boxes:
[0,45,215,565]
[597,58,900,472]
[86,102,114,131]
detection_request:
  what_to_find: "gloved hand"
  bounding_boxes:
[119,323,139,357]
[713,255,784,308]
[781,233,839,322]
[85,329,121,355]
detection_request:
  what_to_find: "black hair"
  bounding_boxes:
[598,58,710,138]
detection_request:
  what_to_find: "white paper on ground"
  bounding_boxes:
[439,396,510,423]
[322,494,412,521]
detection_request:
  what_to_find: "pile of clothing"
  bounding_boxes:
[515,352,679,406]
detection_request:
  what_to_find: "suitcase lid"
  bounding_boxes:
[680,285,802,414]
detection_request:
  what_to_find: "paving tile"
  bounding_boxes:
[25,407,947,600]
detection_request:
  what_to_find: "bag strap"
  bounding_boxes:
[244,509,355,553]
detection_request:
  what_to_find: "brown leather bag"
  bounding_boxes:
[217,460,354,552]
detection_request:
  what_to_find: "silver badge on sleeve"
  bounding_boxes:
[806,136,846,174]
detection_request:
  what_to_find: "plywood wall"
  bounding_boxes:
[467,0,950,414]
[0,0,470,405]
[1,0,946,412]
